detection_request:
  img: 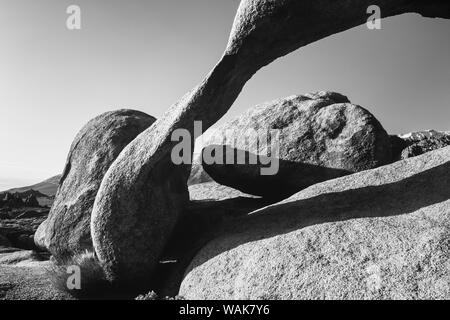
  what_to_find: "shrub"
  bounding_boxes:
[135,290,184,300]
[47,250,111,299]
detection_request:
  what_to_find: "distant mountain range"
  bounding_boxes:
[0,175,61,207]
[2,175,61,197]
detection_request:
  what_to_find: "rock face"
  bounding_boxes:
[33,220,48,251]
[90,0,450,284]
[34,110,155,259]
[202,92,392,198]
[179,146,450,300]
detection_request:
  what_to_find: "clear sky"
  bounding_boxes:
[0,0,449,190]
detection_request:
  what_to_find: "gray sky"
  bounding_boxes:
[0,0,449,190]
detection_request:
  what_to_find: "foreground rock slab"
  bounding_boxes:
[180,146,450,300]
[0,246,70,300]
[35,110,155,259]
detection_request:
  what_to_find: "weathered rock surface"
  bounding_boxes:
[91,0,450,284]
[35,109,155,259]
[179,146,450,300]
[187,153,213,186]
[202,92,391,198]
[0,254,73,300]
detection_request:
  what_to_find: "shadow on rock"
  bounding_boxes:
[202,145,353,200]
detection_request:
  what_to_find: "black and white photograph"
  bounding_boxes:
[0,0,449,307]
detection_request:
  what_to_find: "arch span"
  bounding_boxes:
[90,0,450,284]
